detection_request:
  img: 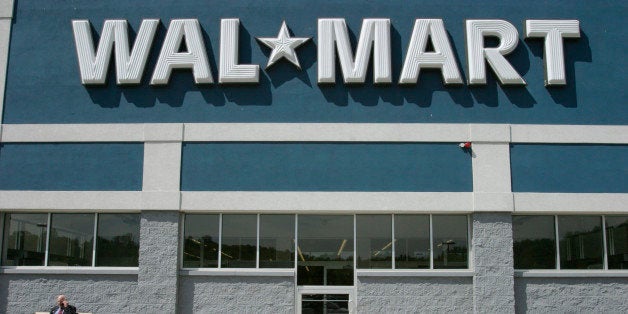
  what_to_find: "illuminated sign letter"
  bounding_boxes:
[151,19,213,85]
[219,19,260,83]
[73,19,159,85]
[525,20,580,86]
[399,19,463,85]
[466,20,525,85]
[318,18,392,84]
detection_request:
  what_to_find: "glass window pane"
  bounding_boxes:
[259,215,295,268]
[96,214,139,267]
[394,214,430,269]
[221,214,257,268]
[605,216,628,269]
[512,215,556,269]
[558,216,603,269]
[183,214,219,268]
[357,215,391,269]
[297,215,354,286]
[2,213,48,266]
[433,215,468,269]
[48,213,94,266]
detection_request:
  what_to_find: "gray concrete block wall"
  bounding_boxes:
[0,274,138,314]
[514,277,628,313]
[137,211,180,313]
[472,213,515,313]
[357,276,473,313]
[179,276,295,313]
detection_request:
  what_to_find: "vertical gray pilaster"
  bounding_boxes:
[472,213,515,313]
[137,211,180,313]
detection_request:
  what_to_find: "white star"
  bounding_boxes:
[256,21,310,70]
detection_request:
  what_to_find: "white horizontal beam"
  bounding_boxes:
[356,269,474,277]
[513,193,628,213]
[0,266,138,275]
[1,123,627,144]
[515,270,628,278]
[0,191,176,211]
[180,269,295,277]
[181,192,473,212]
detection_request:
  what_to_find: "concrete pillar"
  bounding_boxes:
[472,213,515,313]
[137,211,180,313]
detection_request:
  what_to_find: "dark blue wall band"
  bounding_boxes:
[510,144,628,193]
[0,143,144,191]
[2,0,626,124]
[181,142,472,192]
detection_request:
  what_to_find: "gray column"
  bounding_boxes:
[472,212,515,313]
[137,211,180,313]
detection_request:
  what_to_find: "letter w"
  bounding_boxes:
[72,19,159,85]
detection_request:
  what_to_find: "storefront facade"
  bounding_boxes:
[0,0,626,313]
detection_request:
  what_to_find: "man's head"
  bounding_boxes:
[56,295,68,307]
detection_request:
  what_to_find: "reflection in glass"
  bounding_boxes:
[183,214,219,268]
[96,214,140,267]
[221,214,257,268]
[433,215,468,269]
[297,215,354,285]
[513,215,556,269]
[356,215,391,269]
[2,213,48,266]
[558,216,603,269]
[259,215,295,268]
[48,213,94,266]
[394,214,430,269]
[301,294,349,313]
[605,216,627,269]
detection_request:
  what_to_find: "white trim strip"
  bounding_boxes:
[1,123,627,144]
[356,269,474,277]
[510,125,628,144]
[181,192,473,212]
[0,266,139,275]
[513,193,628,213]
[0,191,144,210]
[180,268,295,277]
[515,270,628,278]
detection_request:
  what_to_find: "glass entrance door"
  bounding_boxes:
[297,286,355,314]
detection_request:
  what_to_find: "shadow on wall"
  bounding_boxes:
[85,23,592,109]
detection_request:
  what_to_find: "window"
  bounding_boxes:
[1,213,139,267]
[433,215,468,269]
[180,213,469,272]
[297,215,354,286]
[96,214,140,267]
[1,213,48,266]
[356,215,391,269]
[182,214,219,268]
[513,215,626,271]
[513,215,556,269]
[606,216,628,269]
[394,214,430,269]
[221,214,257,268]
[259,214,295,268]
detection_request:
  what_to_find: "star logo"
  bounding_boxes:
[256,21,310,70]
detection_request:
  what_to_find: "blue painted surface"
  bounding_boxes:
[510,144,628,193]
[2,0,626,124]
[181,142,472,191]
[0,143,144,190]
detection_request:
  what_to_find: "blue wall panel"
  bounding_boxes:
[510,144,628,193]
[0,143,144,191]
[2,0,626,124]
[181,142,472,191]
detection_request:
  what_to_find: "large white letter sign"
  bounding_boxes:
[73,19,159,85]
[466,20,525,85]
[150,19,213,85]
[399,19,463,85]
[219,19,260,83]
[525,20,580,86]
[318,18,392,84]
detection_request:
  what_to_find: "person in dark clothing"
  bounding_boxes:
[50,295,77,314]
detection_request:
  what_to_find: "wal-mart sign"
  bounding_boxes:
[73,18,579,87]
